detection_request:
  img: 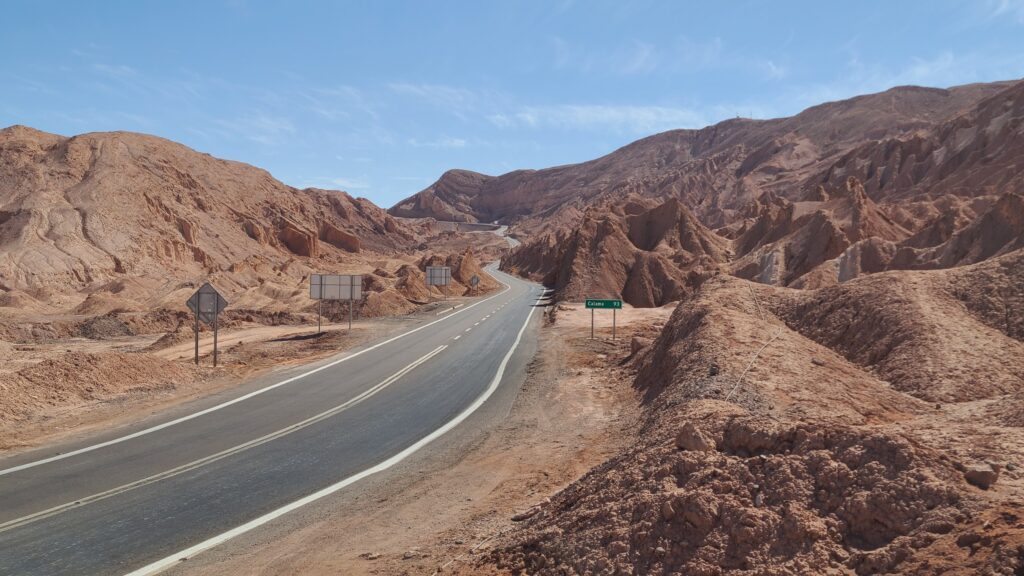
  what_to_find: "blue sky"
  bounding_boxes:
[3,1,1024,207]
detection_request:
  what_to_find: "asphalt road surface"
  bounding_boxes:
[0,265,542,576]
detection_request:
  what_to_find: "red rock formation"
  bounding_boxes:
[503,196,729,306]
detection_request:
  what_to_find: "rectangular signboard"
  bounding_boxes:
[585,299,622,309]
[425,266,451,286]
[310,274,363,301]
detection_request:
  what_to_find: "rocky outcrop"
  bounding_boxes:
[503,196,729,306]
[276,220,318,257]
[318,222,361,253]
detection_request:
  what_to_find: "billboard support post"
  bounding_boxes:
[310,274,362,332]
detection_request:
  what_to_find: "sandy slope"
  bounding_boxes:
[474,250,1024,575]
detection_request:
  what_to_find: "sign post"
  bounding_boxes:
[585,298,623,340]
[186,283,229,366]
[426,266,452,301]
[469,274,480,294]
[310,274,363,333]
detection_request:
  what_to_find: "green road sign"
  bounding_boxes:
[585,299,622,309]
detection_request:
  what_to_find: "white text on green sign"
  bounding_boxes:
[586,299,622,309]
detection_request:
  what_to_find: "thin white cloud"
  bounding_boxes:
[613,41,658,75]
[488,104,707,133]
[990,0,1024,22]
[407,136,467,149]
[215,112,295,145]
[299,176,371,190]
[330,176,369,189]
[389,83,477,109]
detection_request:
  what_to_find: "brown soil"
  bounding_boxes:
[471,250,1024,575]
[0,306,457,453]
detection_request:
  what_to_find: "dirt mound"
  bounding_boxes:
[477,256,1024,575]
[417,248,500,297]
[489,408,971,575]
[503,196,729,306]
[360,289,418,317]
[770,255,1024,403]
[0,351,200,423]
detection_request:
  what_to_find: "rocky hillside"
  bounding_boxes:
[484,80,1024,302]
[0,126,438,315]
[391,81,1016,234]
[481,249,1024,575]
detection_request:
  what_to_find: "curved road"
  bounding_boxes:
[0,265,542,575]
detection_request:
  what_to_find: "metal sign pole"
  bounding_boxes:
[194,306,200,365]
[348,299,353,331]
[591,307,595,339]
[212,299,219,368]
[317,299,322,335]
[613,308,616,341]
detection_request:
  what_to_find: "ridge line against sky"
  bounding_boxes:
[2,0,1024,207]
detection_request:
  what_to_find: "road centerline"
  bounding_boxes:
[122,287,542,576]
[0,345,450,534]
[0,276,512,477]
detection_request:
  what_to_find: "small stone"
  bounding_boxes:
[708,363,720,376]
[810,358,825,366]
[675,422,715,452]
[957,532,982,547]
[630,336,653,355]
[661,500,675,521]
[1006,462,1017,471]
[655,546,666,554]
[754,492,764,507]
[964,463,1000,489]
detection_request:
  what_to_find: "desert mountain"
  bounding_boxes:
[0,126,476,316]
[487,248,1024,575]
[405,79,1024,299]
[391,81,1015,234]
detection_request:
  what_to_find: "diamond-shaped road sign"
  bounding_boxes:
[469,274,480,287]
[187,282,228,326]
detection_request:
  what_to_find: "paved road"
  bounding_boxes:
[0,265,542,576]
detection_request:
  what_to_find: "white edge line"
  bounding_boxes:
[0,278,511,477]
[0,345,449,534]
[124,288,539,576]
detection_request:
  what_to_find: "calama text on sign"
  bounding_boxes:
[584,298,622,340]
